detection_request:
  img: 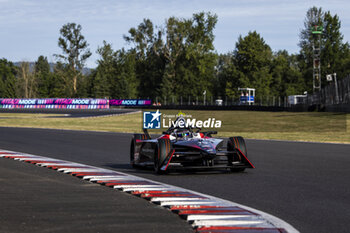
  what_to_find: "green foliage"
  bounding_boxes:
[298,7,350,91]
[179,12,218,98]
[55,22,92,96]
[51,62,75,97]
[35,56,51,97]
[1,9,350,101]
[235,31,272,73]
[322,11,350,78]
[234,31,273,97]
[91,41,114,98]
[0,59,17,98]
[90,42,139,98]
[120,12,218,100]
[271,51,305,96]
[16,62,37,98]
[299,6,324,59]
[124,19,155,59]
[55,23,92,70]
[114,49,138,98]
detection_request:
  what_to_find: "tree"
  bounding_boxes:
[234,31,273,97]
[55,22,91,96]
[298,7,350,92]
[92,41,114,98]
[0,59,17,98]
[161,12,218,99]
[215,53,239,97]
[35,56,51,97]
[124,19,163,98]
[17,62,37,98]
[270,50,304,97]
[322,11,350,78]
[52,62,74,97]
[124,19,156,59]
[91,41,138,98]
[179,12,218,98]
[298,7,324,92]
[123,12,218,101]
[160,16,188,98]
[114,49,138,98]
[299,7,324,60]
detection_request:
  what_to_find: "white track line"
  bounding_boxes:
[123,187,173,192]
[89,177,130,181]
[38,163,87,167]
[160,201,219,207]
[57,168,108,173]
[83,175,125,180]
[192,219,272,227]
[187,214,256,221]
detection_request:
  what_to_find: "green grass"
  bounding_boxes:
[0,111,349,144]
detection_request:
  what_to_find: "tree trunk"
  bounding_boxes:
[73,75,77,95]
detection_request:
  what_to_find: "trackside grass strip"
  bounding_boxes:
[0,111,349,144]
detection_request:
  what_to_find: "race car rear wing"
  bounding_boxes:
[203,131,217,137]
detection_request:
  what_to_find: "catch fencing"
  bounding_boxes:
[150,96,290,107]
[306,75,350,106]
[146,75,350,112]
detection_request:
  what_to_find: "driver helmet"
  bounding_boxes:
[177,132,190,138]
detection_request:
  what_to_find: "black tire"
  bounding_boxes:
[130,134,148,168]
[154,138,172,174]
[228,136,247,172]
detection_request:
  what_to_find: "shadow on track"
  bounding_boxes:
[103,162,247,176]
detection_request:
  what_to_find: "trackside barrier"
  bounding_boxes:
[0,99,153,109]
[109,99,152,106]
[0,98,109,109]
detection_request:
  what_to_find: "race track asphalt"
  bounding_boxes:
[0,127,349,233]
[0,157,191,233]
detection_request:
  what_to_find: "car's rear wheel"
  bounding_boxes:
[228,136,247,172]
[154,138,172,174]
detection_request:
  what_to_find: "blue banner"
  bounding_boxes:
[240,96,254,102]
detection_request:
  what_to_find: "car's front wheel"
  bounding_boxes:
[154,138,172,174]
[228,136,248,172]
[130,138,137,168]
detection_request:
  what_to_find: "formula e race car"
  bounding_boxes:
[130,118,254,174]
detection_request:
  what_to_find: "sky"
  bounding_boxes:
[1,0,349,68]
